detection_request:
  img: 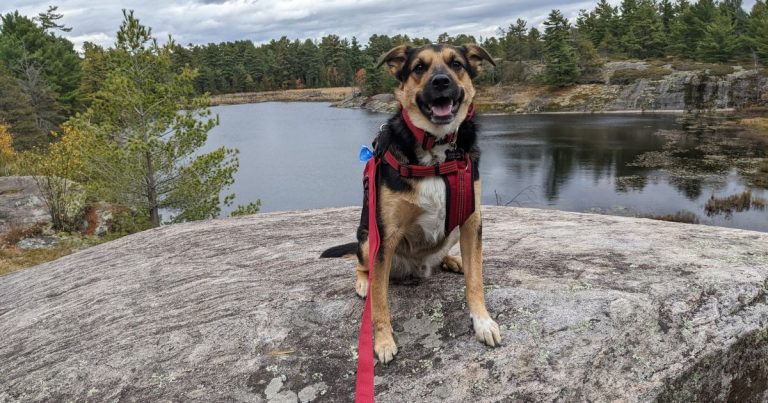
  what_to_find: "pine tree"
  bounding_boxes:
[0,66,44,149]
[0,11,82,115]
[503,19,529,61]
[543,10,580,87]
[74,10,240,226]
[623,0,667,59]
[746,0,768,63]
[698,7,740,62]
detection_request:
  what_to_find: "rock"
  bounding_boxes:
[333,93,397,113]
[0,207,767,401]
[15,235,59,250]
[82,202,117,236]
[0,176,51,231]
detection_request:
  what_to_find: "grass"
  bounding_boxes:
[210,87,356,105]
[670,62,735,76]
[643,210,701,224]
[0,223,106,276]
[0,243,81,276]
[704,191,767,217]
[738,117,768,135]
[610,66,673,84]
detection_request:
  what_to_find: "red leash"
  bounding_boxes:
[355,158,379,403]
[354,105,476,402]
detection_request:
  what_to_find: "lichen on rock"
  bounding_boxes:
[0,207,767,401]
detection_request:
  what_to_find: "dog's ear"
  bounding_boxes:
[461,44,495,77]
[377,44,411,80]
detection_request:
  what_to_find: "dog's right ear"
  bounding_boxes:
[376,44,411,80]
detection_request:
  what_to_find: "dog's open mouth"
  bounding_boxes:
[418,93,463,124]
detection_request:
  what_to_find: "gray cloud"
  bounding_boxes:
[0,0,758,51]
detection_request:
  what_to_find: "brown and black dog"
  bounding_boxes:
[322,43,500,364]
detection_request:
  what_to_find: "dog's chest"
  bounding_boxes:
[414,144,451,243]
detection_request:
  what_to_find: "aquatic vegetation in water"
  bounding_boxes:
[704,191,767,218]
[631,123,768,196]
[614,175,647,193]
[642,211,701,224]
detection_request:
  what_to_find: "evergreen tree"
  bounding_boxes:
[543,10,580,87]
[623,0,667,59]
[658,0,676,36]
[527,27,545,61]
[502,19,530,61]
[0,66,44,149]
[698,7,740,62]
[0,11,82,115]
[75,10,239,226]
[746,0,768,63]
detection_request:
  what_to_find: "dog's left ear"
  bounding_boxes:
[377,44,412,80]
[461,44,495,77]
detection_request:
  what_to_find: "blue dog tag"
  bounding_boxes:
[359,145,374,162]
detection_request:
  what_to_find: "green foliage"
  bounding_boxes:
[746,0,768,63]
[72,10,240,227]
[0,10,82,118]
[543,10,580,87]
[229,201,261,217]
[362,62,397,96]
[671,61,735,75]
[0,66,45,150]
[610,66,673,84]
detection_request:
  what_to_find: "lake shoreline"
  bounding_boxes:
[209,87,355,106]
[209,88,739,116]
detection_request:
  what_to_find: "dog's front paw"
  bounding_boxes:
[440,255,463,273]
[471,315,501,347]
[374,334,398,364]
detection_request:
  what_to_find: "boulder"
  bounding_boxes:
[0,207,767,402]
[0,176,50,231]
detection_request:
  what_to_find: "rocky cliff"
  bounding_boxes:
[336,61,768,114]
[1,207,767,402]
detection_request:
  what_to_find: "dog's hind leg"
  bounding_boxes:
[434,227,463,273]
[441,255,463,273]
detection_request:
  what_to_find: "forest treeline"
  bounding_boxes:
[169,0,768,94]
[1,0,767,152]
[1,8,257,238]
[0,1,765,261]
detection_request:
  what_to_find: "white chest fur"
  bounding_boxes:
[416,177,447,244]
[414,142,453,243]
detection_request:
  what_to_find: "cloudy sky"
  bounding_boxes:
[1,0,758,51]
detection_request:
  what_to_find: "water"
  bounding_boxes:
[204,102,768,233]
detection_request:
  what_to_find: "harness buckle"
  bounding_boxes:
[445,148,465,161]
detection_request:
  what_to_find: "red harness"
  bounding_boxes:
[355,106,476,402]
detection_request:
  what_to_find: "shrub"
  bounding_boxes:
[671,62,734,76]
[610,67,672,84]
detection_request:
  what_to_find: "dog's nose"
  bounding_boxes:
[431,74,451,90]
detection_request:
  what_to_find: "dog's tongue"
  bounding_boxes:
[431,101,453,117]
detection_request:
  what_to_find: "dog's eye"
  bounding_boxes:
[450,60,463,70]
[413,63,426,74]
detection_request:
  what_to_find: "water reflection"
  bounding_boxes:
[205,103,768,233]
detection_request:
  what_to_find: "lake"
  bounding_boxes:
[204,102,768,233]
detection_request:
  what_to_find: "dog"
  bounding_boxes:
[321,43,500,364]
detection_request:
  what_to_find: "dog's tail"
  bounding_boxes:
[320,242,357,259]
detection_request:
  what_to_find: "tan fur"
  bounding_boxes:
[362,44,500,364]
[395,47,477,139]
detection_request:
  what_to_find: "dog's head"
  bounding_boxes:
[377,43,494,136]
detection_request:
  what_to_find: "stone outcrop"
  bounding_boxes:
[337,61,768,114]
[0,176,51,231]
[1,207,767,402]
